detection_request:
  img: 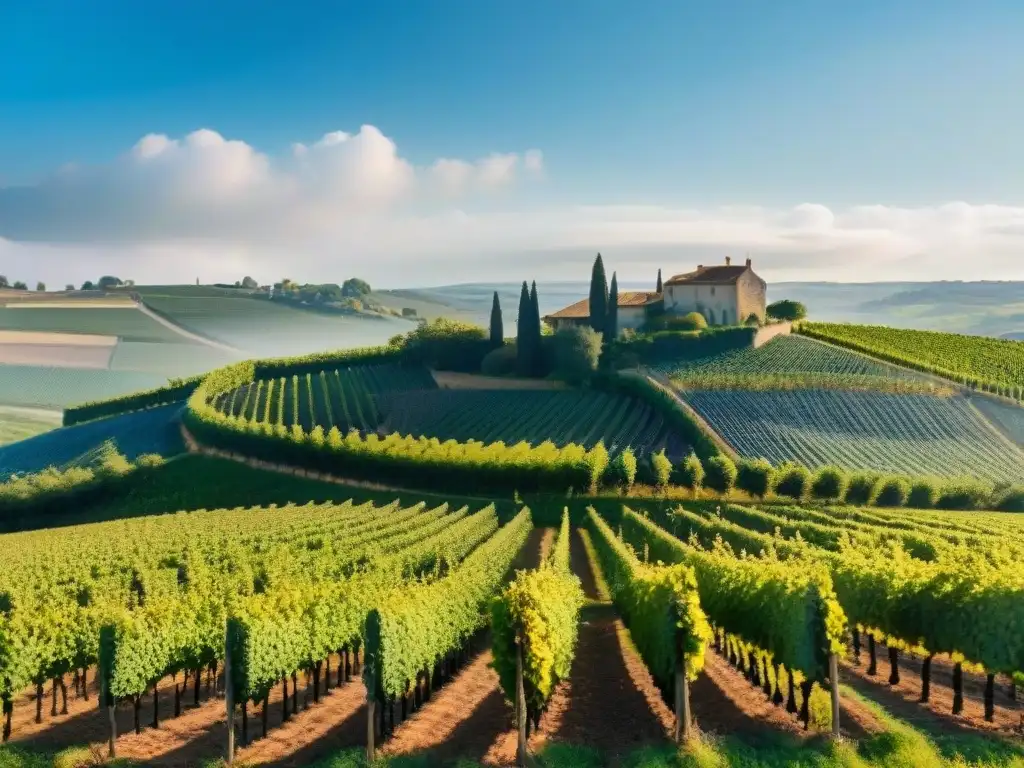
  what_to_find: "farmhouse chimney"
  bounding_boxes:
[697,264,703,269]
[725,256,731,266]
[745,257,752,267]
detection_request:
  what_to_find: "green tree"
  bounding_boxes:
[677,452,705,492]
[588,253,608,334]
[97,276,123,290]
[0,276,8,288]
[241,276,259,289]
[736,458,774,499]
[12,281,27,290]
[605,272,619,344]
[35,282,46,292]
[766,299,807,321]
[529,281,544,375]
[516,281,532,376]
[704,455,737,495]
[81,280,95,290]
[656,268,663,293]
[489,291,504,347]
[650,450,672,489]
[342,277,372,297]
[551,326,601,384]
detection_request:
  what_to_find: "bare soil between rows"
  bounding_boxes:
[844,638,1023,736]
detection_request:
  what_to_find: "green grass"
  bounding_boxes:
[681,389,1024,482]
[0,304,194,343]
[108,340,239,376]
[137,290,410,356]
[0,366,170,409]
[0,407,61,446]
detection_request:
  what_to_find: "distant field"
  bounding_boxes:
[681,388,1024,482]
[0,406,61,446]
[138,289,411,356]
[654,335,914,379]
[0,402,185,479]
[0,304,194,343]
[215,362,437,433]
[109,340,239,375]
[0,365,169,409]
[379,388,689,459]
[800,322,1024,395]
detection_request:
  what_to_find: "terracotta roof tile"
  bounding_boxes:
[665,265,748,285]
[543,291,661,319]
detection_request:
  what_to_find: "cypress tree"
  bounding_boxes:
[516,281,532,376]
[605,272,619,343]
[656,268,663,293]
[529,281,543,375]
[588,253,608,334]
[489,291,504,347]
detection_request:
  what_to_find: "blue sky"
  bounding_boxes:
[2,0,1024,285]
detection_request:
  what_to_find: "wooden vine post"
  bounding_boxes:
[516,638,527,767]
[225,622,235,764]
[829,652,841,739]
[674,643,691,743]
[366,691,376,762]
[103,664,116,759]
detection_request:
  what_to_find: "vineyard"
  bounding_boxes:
[652,335,912,379]
[212,363,437,434]
[799,323,1024,398]
[0,493,529,746]
[378,388,691,459]
[680,388,1024,482]
[0,472,1021,765]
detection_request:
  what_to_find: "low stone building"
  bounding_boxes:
[543,257,767,336]
[664,257,766,326]
[543,291,662,334]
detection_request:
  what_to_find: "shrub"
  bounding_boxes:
[396,317,491,372]
[844,473,881,506]
[650,451,672,490]
[635,455,657,487]
[703,455,737,495]
[605,448,638,492]
[810,466,848,502]
[735,458,774,499]
[993,485,1024,512]
[669,312,708,332]
[551,326,603,384]
[766,299,807,322]
[875,476,911,507]
[480,343,517,376]
[773,462,810,501]
[936,480,991,511]
[676,452,705,492]
[907,479,940,509]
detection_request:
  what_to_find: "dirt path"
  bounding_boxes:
[377,528,549,764]
[843,639,1023,736]
[482,528,677,765]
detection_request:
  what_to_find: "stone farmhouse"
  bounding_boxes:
[543,257,767,335]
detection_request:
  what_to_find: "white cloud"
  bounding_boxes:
[1,124,1023,286]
